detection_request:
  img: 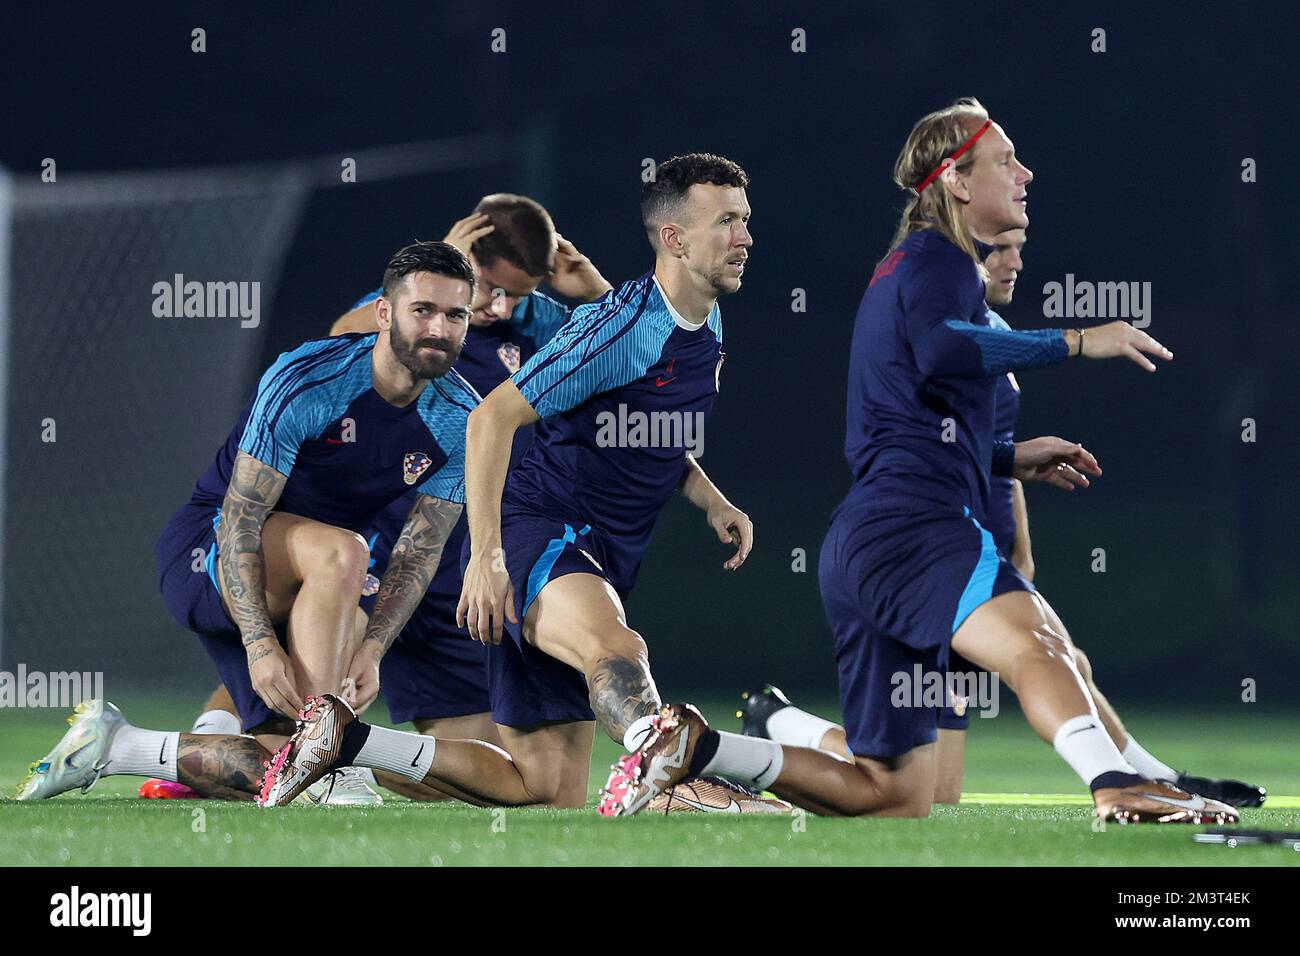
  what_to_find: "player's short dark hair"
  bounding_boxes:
[381,240,476,303]
[472,193,557,277]
[640,153,750,244]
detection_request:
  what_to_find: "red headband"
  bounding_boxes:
[914,119,993,194]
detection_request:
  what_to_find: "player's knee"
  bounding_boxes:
[1072,645,1093,682]
[1003,625,1073,687]
[932,783,961,805]
[305,529,370,587]
[515,762,564,806]
[584,625,648,671]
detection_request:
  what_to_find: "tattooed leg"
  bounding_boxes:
[176,734,271,801]
[588,654,662,741]
[521,572,663,745]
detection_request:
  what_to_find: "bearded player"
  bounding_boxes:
[136,196,612,805]
[256,153,785,815]
[17,241,480,802]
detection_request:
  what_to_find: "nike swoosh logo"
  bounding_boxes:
[670,794,741,813]
[654,376,676,387]
[1140,792,1207,810]
[411,743,425,767]
[326,438,346,445]
[159,738,168,765]
[63,741,94,770]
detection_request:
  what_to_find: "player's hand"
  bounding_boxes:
[457,548,517,645]
[547,234,612,302]
[707,501,753,570]
[1013,436,1102,491]
[341,641,382,716]
[1075,321,1172,372]
[442,212,495,261]
[246,638,302,719]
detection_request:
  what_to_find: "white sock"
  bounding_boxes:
[623,715,657,752]
[700,731,784,791]
[105,726,180,780]
[766,705,839,750]
[1052,714,1137,787]
[191,709,241,736]
[1122,737,1177,782]
[354,725,435,782]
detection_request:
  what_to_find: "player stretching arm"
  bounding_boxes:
[738,228,1263,810]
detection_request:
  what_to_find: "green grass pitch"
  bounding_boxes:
[2,695,1298,866]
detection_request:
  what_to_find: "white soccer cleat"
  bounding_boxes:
[14,699,126,801]
[296,767,383,807]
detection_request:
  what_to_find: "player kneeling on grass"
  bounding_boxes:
[255,154,787,814]
[734,228,1263,811]
[16,241,479,803]
[138,196,615,806]
[601,100,1239,824]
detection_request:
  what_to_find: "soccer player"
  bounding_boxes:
[739,228,1265,809]
[16,241,480,802]
[256,153,760,810]
[334,197,611,801]
[140,196,612,805]
[605,100,1239,823]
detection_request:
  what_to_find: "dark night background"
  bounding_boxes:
[2,2,1296,713]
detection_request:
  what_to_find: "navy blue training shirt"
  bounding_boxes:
[506,272,724,549]
[843,229,1065,520]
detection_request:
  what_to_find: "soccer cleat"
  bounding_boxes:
[1094,778,1240,825]
[14,699,125,801]
[598,703,709,817]
[737,684,793,739]
[1174,772,1265,809]
[647,775,792,814]
[296,767,384,807]
[257,694,357,808]
[139,779,201,799]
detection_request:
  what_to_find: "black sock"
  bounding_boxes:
[337,720,371,767]
[1090,770,1145,792]
[688,729,720,776]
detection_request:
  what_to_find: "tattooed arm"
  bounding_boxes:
[343,493,463,714]
[680,454,754,571]
[217,451,301,718]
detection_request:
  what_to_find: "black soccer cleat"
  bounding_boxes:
[1174,772,1266,809]
[737,684,794,739]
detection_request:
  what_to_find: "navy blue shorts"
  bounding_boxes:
[477,507,641,728]
[157,504,490,732]
[377,594,490,724]
[156,505,286,733]
[365,511,490,724]
[937,649,982,731]
[818,502,1032,759]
